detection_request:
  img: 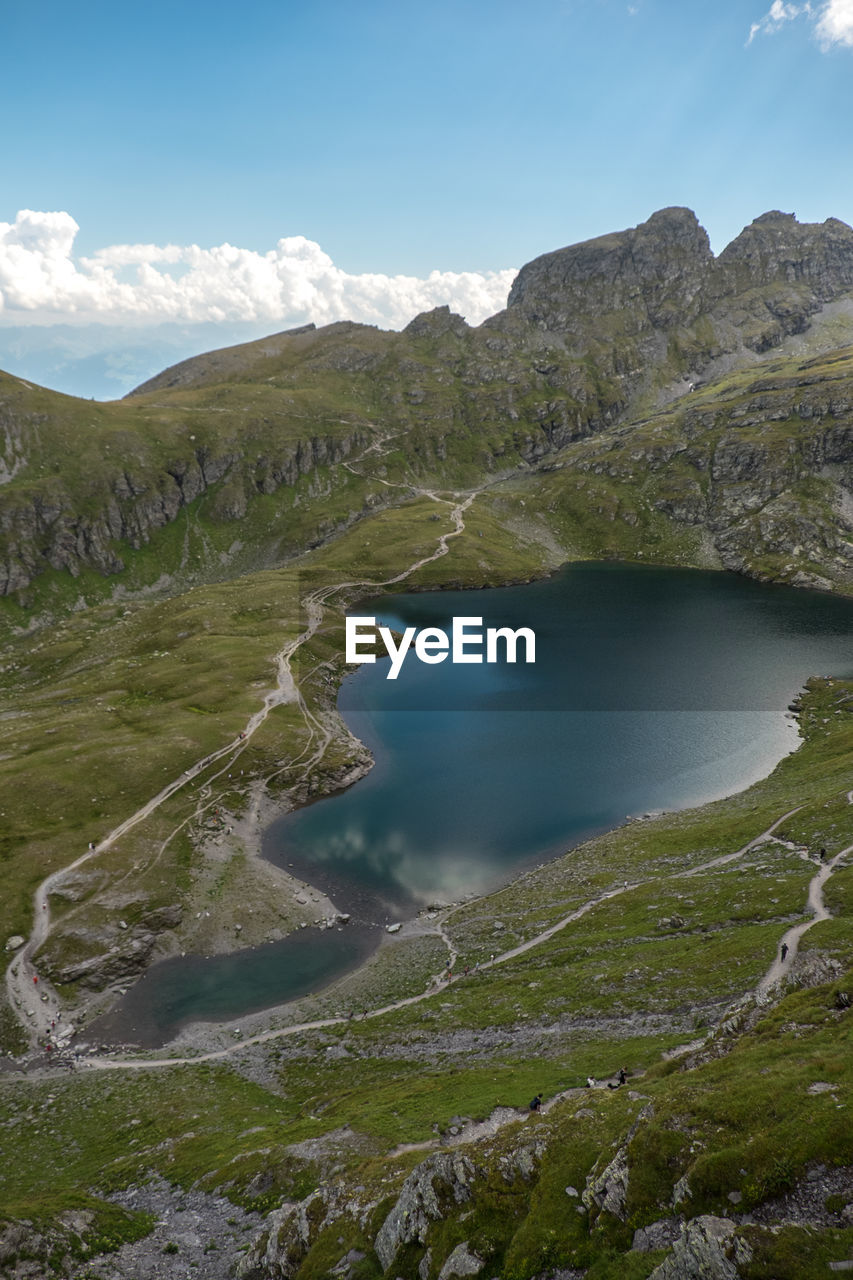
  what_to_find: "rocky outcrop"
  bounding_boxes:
[374,1151,477,1271]
[237,1192,327,1280]
[582,1145,631,1221]
[505,206,713,337]
[647,1215,753,1279]
[4,207,853,603]
[38,904,183,991]
[239,1140,543,1280]
[437,1240,485,1279]
[582,1102,655,1223]
[716,211,853,302]
[0,423,371,598]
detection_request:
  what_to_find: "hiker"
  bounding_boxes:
[529,1092,543,1112]
[587,1076,595,1088]
[618,1067,627,1086]
[781,942,789,961]
[820,847,827,862]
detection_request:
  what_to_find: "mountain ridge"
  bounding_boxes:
[2,206,853,621]
[2,208,853,1280]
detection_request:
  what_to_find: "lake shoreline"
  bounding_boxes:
[71,558,853,1056]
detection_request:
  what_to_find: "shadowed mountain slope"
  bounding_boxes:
[2,207,853,621]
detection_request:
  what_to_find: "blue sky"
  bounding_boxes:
[3,0,853,395]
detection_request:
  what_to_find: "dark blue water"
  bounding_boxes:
[269,563,853,912]
[98,564,853,1044]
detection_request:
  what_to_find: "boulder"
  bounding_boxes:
[438,1241,485,1279]
[647,1215,752,1279]
[374,1152,477,1271]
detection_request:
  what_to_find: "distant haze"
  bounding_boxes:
[0,210,516,398]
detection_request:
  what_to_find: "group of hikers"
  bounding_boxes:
[529,1067,628,1112]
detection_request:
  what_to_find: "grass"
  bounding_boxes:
[0,670,851,1273]
[2,339,853,1271]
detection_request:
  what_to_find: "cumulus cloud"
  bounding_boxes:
[0,210,516,331]
[815,0,853,44]
[747,0,853,46]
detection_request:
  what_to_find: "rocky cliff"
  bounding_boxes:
[3,208,853,616]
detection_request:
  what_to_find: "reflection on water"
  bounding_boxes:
[100,564,853,1043]
[269,563,853,911]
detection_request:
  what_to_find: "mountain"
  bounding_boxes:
[2,211,853,1280]
[2,208,853,621]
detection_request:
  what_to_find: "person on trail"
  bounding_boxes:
[781,942,789,961]
[529,1092,543,1112]
[618,1067,627,1086]
[33,976,38,985]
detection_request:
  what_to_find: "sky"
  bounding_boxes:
[3,0,853,397]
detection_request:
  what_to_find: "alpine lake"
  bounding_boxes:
[94,563,853,1046]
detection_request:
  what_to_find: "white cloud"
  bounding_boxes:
[747,1,810,45]
[0,210,516,331]
[815,0,853,45]
[748,0,853,46]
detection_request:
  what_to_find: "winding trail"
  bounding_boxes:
[67,802,837,1074]
[4,483,479,1051]
[6,435,849,1070]
[755,796,853,997]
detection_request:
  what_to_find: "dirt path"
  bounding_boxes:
[756,787,853,996]
[756,843,851,997]
[5,485,479,1050]
[69,803,823,1074]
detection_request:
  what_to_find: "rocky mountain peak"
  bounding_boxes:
[504,206,713,335]
[403,305,470,338]
[716,210,853,298]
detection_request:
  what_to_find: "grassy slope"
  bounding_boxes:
[3,317,851,631]
[1,679,852,1277]
[1,344,852,1275]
